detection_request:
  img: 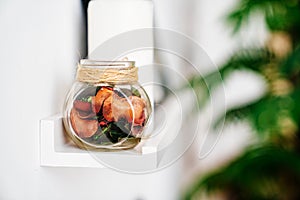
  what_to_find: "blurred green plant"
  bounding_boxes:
[184,0,300,199]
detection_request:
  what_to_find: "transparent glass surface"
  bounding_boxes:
[63,68,151,150]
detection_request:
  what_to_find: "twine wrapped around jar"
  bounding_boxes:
[76,60,138,84]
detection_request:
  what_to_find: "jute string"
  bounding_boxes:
[76,64,138,84]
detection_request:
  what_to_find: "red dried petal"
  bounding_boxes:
[92,87,113,113]
[129,96,146,125]
[103,95,114,121]
[70,108,98,138]
[99,121,107,126]
[73,100,91,112]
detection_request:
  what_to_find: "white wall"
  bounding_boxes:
[0,0,181,199]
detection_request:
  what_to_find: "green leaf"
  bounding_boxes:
[186,48,271,108]
[184,145,300,200]
[280,46,300,83]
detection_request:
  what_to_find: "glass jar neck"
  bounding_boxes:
[79,59,135,69]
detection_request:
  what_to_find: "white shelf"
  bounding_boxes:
[39,90,195,171]
[39,114,158,170]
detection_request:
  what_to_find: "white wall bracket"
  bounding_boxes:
[40,114,158,170]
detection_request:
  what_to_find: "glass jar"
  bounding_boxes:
[63,59,152,150]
